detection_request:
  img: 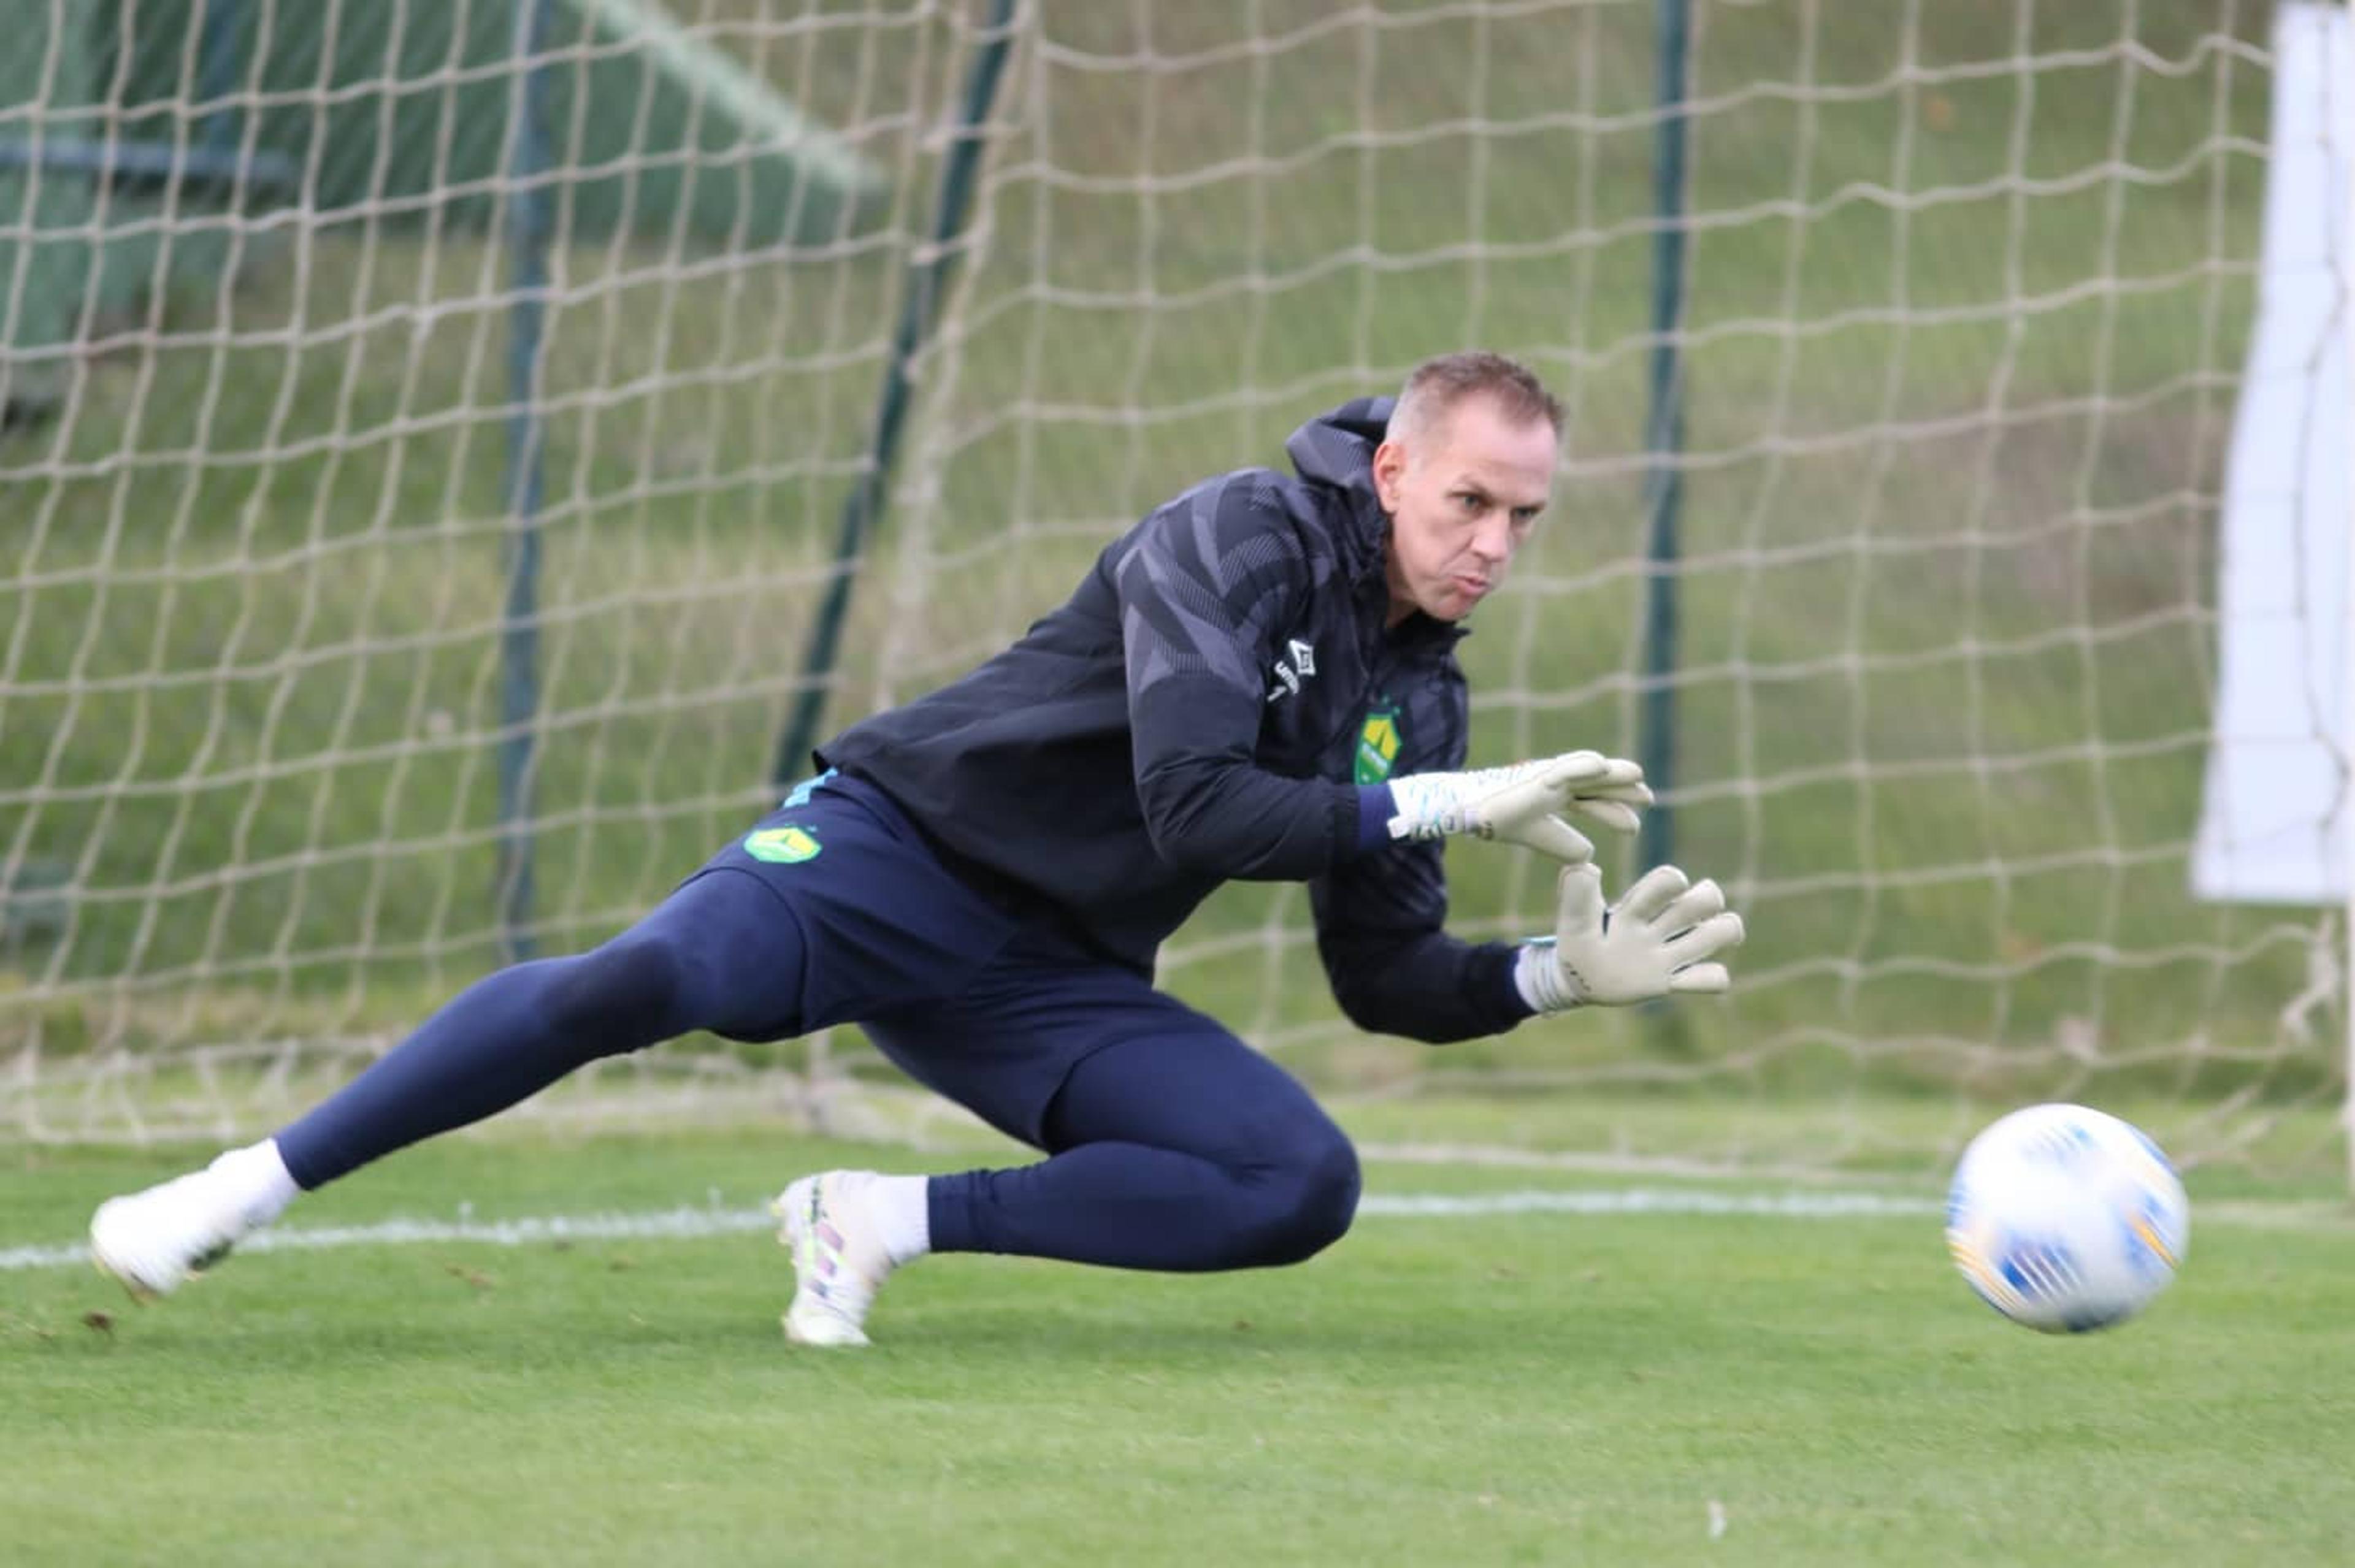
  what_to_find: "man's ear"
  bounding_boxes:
[1371,438,1407,512]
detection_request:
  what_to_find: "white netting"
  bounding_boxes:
[2,0,2346,1176]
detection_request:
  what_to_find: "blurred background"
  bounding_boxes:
[1,0,2343,1178]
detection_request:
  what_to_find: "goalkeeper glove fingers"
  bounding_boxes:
[1385,751,1652,864]
[1515,862,1747,1011]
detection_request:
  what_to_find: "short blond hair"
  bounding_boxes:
[1388,351,1564,448]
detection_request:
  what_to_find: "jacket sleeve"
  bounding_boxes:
[1116,472,1363,880]
[1309,839,1534,1044]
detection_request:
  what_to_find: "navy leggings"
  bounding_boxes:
[275,793,1360,1272]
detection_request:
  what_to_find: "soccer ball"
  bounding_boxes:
[1944,1103,2189,1334]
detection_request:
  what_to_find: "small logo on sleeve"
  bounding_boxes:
[1355,703,1403,784]
[1266,638,1319,703]
[744,825,822,864]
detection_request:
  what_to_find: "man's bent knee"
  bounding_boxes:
[1245,1125,1362,1268]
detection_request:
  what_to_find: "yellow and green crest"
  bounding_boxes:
[744,825,822,864]
[1354,704,1404,785]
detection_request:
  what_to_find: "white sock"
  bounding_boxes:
[868,1174,932,1267]
[207,1139,300,1228]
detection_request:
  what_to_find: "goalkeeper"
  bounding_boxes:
[90,351,1745,1346]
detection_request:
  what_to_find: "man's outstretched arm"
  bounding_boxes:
[1312,846,1748,1044]
[1115,476,1370,879]
[1309,841,1532,1044]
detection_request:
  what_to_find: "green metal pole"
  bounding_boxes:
[1639,0,1692,876]
[768,0,1019,789]
[496,0,554,963]
[197,0,243,161]
[0,0,94,424]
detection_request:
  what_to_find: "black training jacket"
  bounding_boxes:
[818,397,1530,1042]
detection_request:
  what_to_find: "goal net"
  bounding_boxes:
[3,0,2343,1177]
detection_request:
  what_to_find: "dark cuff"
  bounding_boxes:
[1350,784,1398,855]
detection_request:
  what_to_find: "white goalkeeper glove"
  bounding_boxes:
[1385,751,1652,865]
[1514,862,1746,1011]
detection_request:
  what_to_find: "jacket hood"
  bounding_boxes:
[1284,396,1393,500]
[1284,396,1394,592]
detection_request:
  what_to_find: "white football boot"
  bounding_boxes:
[90,1160,270,1299]
[775,1169,898,1348]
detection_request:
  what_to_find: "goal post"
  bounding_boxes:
[2,0,2344,1181]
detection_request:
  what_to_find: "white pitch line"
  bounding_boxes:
[4,1188,1937,1273]
[4,1187,2340,1273]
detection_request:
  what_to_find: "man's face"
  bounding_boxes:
[1371,394,1557,626]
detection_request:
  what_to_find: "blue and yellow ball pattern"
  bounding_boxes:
[1945,1103,2188,1334]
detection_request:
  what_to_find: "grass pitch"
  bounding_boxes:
[6,1125,2353,1567]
